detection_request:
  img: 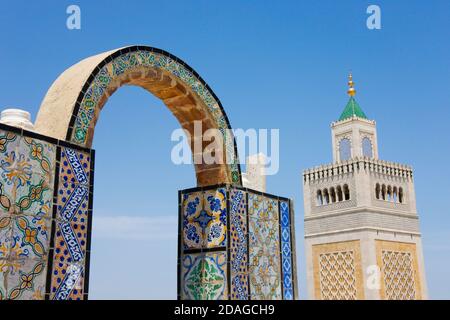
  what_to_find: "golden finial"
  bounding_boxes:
[347,73,356,97]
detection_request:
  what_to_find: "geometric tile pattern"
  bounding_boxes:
[318,251,357,300]
[280,201,293,300]
[49,147,92,300]
[0,128,56,300]
[376,240,422,300]
[312,240,364,300]
[68,47,240,183]
[229,189,248,300]
[0,125,94,300]
[179,186,295,301]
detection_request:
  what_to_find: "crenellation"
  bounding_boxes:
[303,157,413,184]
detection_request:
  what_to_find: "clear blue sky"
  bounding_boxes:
[1,0,449,299]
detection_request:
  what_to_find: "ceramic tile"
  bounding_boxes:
[248,193,264,220]
[0,213,12,259]
[59,147,91,187]
[230,273,249,300]
[229,189,248,300]
[249,274,282,300]
[279,201,294,300]
[182,188,227,250]
[249,245,281,276]
[6,258,47,300]
[0,259,6,299]
[50,146,91,301]
[50,261,85,300]
[52,220,87,266]
[19,137,56,180]
[9,216,51,260]
[181,251,227,300]
[0,131,21,214]
[14,171,54,217]
[248,217,280,254]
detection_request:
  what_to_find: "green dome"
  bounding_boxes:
[339,97,368,121]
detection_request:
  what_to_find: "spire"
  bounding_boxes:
[338,73,368,121]
[347,73,356,97]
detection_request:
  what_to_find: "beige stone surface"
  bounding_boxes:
[312,240,365,300]
[375,240,422,300]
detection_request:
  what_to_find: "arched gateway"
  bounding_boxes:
[35,46,241,186]
[0,46,297,300]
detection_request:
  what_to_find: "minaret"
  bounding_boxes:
[302,74,427,300]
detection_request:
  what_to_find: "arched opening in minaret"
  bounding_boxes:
[387,186,393,202]
[323,189,330,205]
[336,185,343,202]
[362,137,373,158]
[316,190,323,206]
[343,184,350,200]
[339,138,351,161]
[393,187,398,203]
[399,187,404,203]
[330,187,337,203]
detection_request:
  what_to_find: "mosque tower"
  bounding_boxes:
[302,74,427,300]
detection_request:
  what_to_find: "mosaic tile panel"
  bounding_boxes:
[181,251,227,300]
[0,132,55,218]
[182,188,227,250]
[229,189,248,300]
[280,201,294,300]
[248,193,282,300]
[179,187,295,301]
[49,147,92,300]
[0,128,56,300]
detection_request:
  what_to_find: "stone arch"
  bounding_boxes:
[34,46,241,186]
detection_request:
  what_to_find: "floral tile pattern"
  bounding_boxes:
[280,201,294,300]
[182,188,227,250]
[248,192,282,300]
[181,251,227,300]
[0,132,55,217]
[0,129,56,300]
[10,215,51,260]
[179,187,295,301]
[0,127,94,300]
[6,258,47,300]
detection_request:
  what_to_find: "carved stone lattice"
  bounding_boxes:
[319,250,357,300]
[381,250,416,300]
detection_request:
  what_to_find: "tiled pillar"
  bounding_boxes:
[0,123,94,300]
[178,185,297,300]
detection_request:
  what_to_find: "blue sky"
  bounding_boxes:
[1,0,449,299]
